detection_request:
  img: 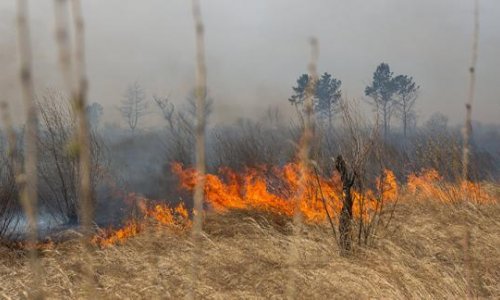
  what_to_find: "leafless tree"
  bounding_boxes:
[37,91,105,225]
[153,94,175,129]
[119,82,149,133]
[153,91,213,166]
[180,91,213,132]
[0,147,20,239]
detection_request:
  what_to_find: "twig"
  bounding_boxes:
[311,162,338,243]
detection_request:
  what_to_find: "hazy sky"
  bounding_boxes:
[1,0,499,127]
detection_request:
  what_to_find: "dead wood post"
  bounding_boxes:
[335,155,356,254]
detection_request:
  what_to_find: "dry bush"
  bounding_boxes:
[327,99,395,250]
[411,124,463,180]
[0,153,20,239]
[37,90,105,225]
[209,119,293,171]
[154,92,213,167]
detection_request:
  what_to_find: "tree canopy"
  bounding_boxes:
[289,72,342,125]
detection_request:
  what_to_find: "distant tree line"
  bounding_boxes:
[289,63,419,139]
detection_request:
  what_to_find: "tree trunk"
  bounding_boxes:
[328,102,332,128]
[383,102,388,139]
[339,184,354,252]
[403,101,407,138]
[403,112,407,138]
[335,155,356,254]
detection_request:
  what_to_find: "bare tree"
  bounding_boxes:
[37,91,105,225]
[0,117,21,239]
[119,82,149,133]
[0,167,19,239]
[153,94,175,129]
[153,92,213,167]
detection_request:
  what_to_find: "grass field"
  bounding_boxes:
[1,194,499,299]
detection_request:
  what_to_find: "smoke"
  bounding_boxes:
[1,0,500,126]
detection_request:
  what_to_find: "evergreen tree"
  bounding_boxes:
[289,72,342,125]
[393,75,419,138]
[365,63,397,138]
[316,72,342,127]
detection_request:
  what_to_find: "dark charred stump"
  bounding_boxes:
[335,155,356,254]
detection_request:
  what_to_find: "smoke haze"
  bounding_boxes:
[1,0,499,126]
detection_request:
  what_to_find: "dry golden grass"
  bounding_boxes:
[0,197,499,299]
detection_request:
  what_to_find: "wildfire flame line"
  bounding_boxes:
[90,164,496,248]
[172,162,398,223]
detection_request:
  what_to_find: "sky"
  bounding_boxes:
[0,0,499,127]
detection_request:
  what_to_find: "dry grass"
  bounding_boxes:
[0,197,499,299]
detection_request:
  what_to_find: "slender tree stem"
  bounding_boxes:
[54,0,95,296]
[16,0,43,298]
[189,0,207,298]
[286,38,318,299]
[462,0,480,182]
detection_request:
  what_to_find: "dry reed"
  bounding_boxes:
[53,0,95,296]
[462,0,479,181]
[286,37,319,299]
[1,198,498,299]
[189,0,208,298]
[15,0,42,298]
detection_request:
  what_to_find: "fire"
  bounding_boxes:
[143,202,191,228]
[92,194,191,248]
[406,169,496,204]
[92,219,142,248]
[92,164,496,248]
[172,162,398,223]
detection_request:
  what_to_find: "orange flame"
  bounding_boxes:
[92,164,496,248]
[92,194,191,248]
[91,219,142,248]
[172,162,398,223]
[407,169,496,204]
